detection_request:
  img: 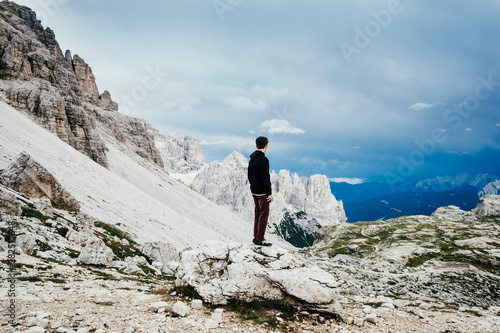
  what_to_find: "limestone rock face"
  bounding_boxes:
[473,195,500,217]
[94,112,165,167]
[15,233,36,255]
[0,152,80,212]
[0,2,164,169]
[0,2,110,166]
[71,54,99,103]
[305,174,347,226]
[154,131,205,173]
[192,152,250,215]
[175,241,341,314]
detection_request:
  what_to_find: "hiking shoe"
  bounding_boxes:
[254,240,272,247]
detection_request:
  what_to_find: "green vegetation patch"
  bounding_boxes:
[95,231,141,260]
[407,254,437,267]
[21,206,51,222]
[18,276,43,282]
[94,221,136,244]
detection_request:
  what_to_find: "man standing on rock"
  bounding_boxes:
[248,136,274,247]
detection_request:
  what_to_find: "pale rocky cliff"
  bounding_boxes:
[0,2,161,168]
[154,130,205,173]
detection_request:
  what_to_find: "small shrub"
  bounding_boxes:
[94,222,135,244]
[56,227,69,237]
[35,239,52,252]
[170,284,201,299]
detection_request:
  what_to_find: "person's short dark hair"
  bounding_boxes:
[256,136,269,149]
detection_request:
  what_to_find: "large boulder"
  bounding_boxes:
[77,237,114,265]
[0,152,81,212]
[175,241,341,315]
[140,241,180,274]
[473,195,500,217]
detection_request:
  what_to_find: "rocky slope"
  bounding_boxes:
[1,185,499,332]
[312,195,500,309]
[190,151,347,247]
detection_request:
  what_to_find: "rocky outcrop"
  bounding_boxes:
[70,53,100,103]
[192,152,250,214]
[0,152,81,212]
[175,241,341,314]
[473,195,500,216]
[0,186,22,215]
[140,241,181,274]
[154,131,205,173]
[34,197,53,216]
[98,90,118,111]
[77,236,115,265]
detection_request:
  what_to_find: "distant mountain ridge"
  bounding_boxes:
[414,173,499,193]
[331,173,500,222]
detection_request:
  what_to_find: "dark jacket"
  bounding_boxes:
[248,150,272,196]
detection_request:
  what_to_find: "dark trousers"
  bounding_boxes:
[253,195,270,241]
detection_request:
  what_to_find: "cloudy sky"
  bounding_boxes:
[17,0,500,185]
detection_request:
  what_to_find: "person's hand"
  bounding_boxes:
[267,195,274,203]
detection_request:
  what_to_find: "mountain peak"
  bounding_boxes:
[222,151,247,168]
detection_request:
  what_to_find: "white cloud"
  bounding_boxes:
[222,96,268,112]
[199,139,230,146]
[465,128,472,132]
[409,102,435,111]
[496,123,500,127]
[259,119,305,135]
[384,59,413,82]
[352,146,361,149]
[329,177,364,185]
